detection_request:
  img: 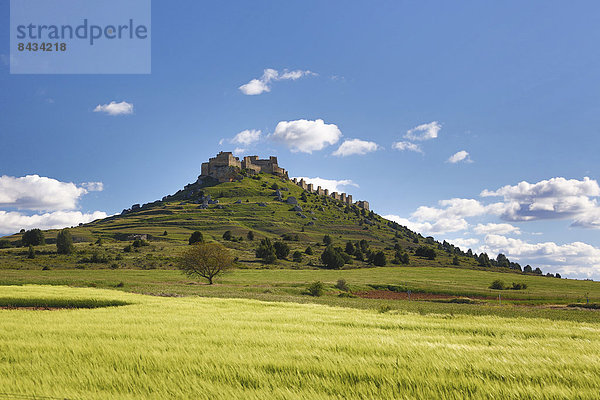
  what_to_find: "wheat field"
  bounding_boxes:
[1,285,599,399]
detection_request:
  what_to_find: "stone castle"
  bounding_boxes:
[200,151,369,210]
[201,151,288,182]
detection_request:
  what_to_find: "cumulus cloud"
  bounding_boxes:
[271,119,341,153]
[0,175,103,211]
[0,210,108,235]
[93,101,133,116]
[239,68,315,95]
[404,121,441,141]
[383,214,469,235]
[392,141,423,153]
[231,129,262,146]
[384,199,489,235]
[480,234,600,279]
[445,238,480,249]
[473,223,521,235]
[481,177,600,225]
[292,177,358,193]
[332,139,379,157]
[447,150,472,164]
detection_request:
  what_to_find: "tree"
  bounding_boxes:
[373,251,387,267]
[188,231,204,245]
[534,267,543,275]
[452,255,460,266]
[178,242,233,285]
[273,241,290,259]
[305,246,313,255]
[523,265,533,273]
[292,251,303,263]
[222,230,232,241]
[399,252,410,265]
[477,253,491,267]
[27,245,35,259]
[323,235,332,245]
[256,238,277,264]
[162,230,168,236]
[22,229,45,246]
[321,245,347,269]
[56,229,74,255]
[496,253,509,269]
[359,239,369,252]
[247,231,255,241]
[415,246,436,260]
[345,241,355,255]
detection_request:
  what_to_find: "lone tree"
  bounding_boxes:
[188,231,204,245]
[56,229,74,255]
[22,229,45,246]
[178,242,233,285]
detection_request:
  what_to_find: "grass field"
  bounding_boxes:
[1,267,599,323]
[1,285,599,399]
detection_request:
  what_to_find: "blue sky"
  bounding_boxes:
[1,1,599,278]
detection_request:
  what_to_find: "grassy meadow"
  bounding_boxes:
[2,285,600,399]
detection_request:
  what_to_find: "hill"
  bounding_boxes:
[0,168,530,275]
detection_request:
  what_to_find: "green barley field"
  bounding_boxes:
[2,285,600,399]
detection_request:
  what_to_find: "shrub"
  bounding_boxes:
[335,279,349,292]
[273,241,290,259]
[292,251,303,263]
[22,229,45,246]
[162,230,168,236]
[305,246,313,255]
[307,281,324,297]
[0,239,12,249]
[511,282,528,290]
[489,279,505,290]
[452,255,460,266]
[247,231,255,241]
[255,238,277,264]
[323,235,332,245]
[188,231,204,245]
[415,246,436,260]
[56,229,74,255]
[123,244,133,253]
[222,230,232,241]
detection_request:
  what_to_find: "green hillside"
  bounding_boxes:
[1,172,522,274]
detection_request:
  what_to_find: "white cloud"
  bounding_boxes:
[481,177,600,225]
[292,176,358,193]
[383,215,469,235]
[233,147,246,155]
[93,101,133,116]
[231,129,262,146]
[332,139,379,157]
[473,223,521,235]
[0,210,108,235]
[271,119,341,153]
[412,198,487,222]
[239,68,315,95]
[480,234,600,279]
[447,150,472,164]
[404,121,441,141]
[82,182,104,192]
[392,141,423,153]
[0,175,102,211]
[445,238,480,249]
